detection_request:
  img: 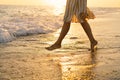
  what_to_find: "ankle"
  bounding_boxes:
[91,40,97,44]
[91,40,98,45]
[54,42,61,46]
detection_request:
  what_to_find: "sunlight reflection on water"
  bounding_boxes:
[60,52,97,80]
[48,0,66,16]
[53,5,65,16]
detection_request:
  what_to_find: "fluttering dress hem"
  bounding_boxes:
[63,0,95,23]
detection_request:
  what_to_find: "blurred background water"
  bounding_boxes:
[0,5,120,43]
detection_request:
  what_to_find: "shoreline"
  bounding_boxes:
[0,10,120,80]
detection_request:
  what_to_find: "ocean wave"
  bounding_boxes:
[0,29,15,43]
[0,5,63,43]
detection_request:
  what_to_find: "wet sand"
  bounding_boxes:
[0,12,120,80]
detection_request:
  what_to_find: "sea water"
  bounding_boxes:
[0,5,120,43]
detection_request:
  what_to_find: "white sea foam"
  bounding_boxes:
[0,28,15,42]
[0,5,63,42]
[0,5,120,43]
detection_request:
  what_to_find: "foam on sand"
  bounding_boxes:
[0,29,15,43]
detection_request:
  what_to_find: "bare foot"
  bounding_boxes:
[45,44,61,50]
[91,40,98,52]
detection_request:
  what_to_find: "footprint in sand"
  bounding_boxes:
[70,37,79,39]
[115,35,120,37]
[75,41,86,44]
[0,78,10,80]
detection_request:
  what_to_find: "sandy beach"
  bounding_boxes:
[0,11,120,80]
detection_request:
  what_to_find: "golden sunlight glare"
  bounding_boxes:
[44,0,66,15]
[45,0,66,7]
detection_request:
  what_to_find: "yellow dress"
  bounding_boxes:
[63,0,95,23]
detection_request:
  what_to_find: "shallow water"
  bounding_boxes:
[0,19,120,80]
[0,5,120,80]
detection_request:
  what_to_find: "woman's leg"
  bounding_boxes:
[80,20,98,52]
[46,21,71,50]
